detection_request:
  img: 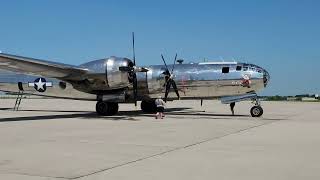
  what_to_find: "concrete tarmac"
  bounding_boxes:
[0,99,319,180]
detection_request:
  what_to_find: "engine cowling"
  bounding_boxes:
[78,56,133,91]
[105,56,133,88]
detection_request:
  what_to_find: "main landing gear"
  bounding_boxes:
[95,99,157,116]
[141,99,157,113]
[250,97,263,117]
[96,101,119,116]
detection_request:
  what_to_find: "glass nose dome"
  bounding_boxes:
[263,70,270,87]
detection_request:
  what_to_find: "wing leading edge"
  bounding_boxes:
[0,53,88,80]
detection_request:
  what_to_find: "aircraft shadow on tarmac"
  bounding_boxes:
[0,107,282,122]
[0,108,12,110]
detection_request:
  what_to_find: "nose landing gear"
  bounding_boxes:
[250,106,263,117]
[250,96,263,117]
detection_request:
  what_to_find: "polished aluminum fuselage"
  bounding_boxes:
[0,57,270,102]
[143,62,267,99]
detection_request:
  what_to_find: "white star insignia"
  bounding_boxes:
[35,78,46,91]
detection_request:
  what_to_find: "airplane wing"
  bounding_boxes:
[0,53,88,80]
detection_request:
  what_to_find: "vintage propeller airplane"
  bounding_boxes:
[0,33,270,117]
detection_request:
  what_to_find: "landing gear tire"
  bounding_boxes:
[141,100,157,113]
[96,101,119,116]
[250,106,263,117]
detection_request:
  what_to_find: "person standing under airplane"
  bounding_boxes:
[155,96,166,119]
[230,102,235,115]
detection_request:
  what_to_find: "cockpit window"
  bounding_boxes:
[236,66,242,71]
[222,67,229,73]
[242,64,263,73]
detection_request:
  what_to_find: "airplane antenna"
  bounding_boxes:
[219,56,224,62]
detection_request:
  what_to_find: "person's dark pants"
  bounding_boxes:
[157,107,164,113]
[230,102,235,115]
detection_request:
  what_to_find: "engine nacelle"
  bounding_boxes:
[105,56,133,88]
[78,56,133,91]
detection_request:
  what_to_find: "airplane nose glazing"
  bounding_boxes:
[263,69,270,87]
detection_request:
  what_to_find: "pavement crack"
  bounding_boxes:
[72,120,276,179]
[0,171,69,179]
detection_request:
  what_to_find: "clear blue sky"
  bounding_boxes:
[0,0,319,95]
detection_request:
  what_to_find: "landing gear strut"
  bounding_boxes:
[250,96,263,117]
[141,99,157,113]
[96,101,119,116]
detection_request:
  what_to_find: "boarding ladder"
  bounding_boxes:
[13,90,23,111]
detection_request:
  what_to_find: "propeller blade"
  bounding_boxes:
[133,73,138,106]
[171,53,177,74]
[164,80,172,102]
[132,32,136,66]
[161,54,169,71]
[171,80,180,99]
